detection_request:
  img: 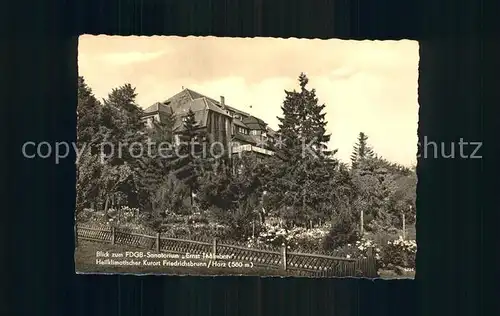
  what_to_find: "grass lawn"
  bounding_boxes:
[75,240,297,277]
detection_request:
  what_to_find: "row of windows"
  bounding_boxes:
[144,115,273,140]
[237,126,249,135]
[234,126,267,136]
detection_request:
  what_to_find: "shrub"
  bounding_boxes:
[322,214,359,251]
[208,204,259,241]
[244,221,329,252]
[152,178,188,215]
[256,222,290,247]
[330,244,363,260]
[290,227,329,252]
[364,230,399,247]
[292,235,324,253]
[163,211,185,225]
[188,222,232,240]
[76,208,99,222]
[380,236,416,269]
[185,212,210,225]
[161,224,191,238]
[331,238,380,258]
[77,205,171,233]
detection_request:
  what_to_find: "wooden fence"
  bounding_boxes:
[76,225,378,278]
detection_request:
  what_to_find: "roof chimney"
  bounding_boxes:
[220,96,225,109]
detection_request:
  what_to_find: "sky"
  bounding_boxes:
[78,35,419,166]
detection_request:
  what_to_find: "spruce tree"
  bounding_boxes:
[272,73,339,226]
[352,155,394,231]
[170,109,206,208]
[138,107,178,213]
[350,132,374,168]
[196,154,270,239]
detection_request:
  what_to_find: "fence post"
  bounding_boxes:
[281,244,287,271]
[156,232,160,252]
[367,246,376,277]
[212,238,217,259]
[111,226,115,245]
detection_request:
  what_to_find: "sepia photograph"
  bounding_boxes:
[74,35,418,278]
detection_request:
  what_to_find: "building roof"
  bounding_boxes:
[183,88,251,118]
[232,133,259,145]
[147,88,275,135]
[203,97,232,117]
[143,102,173,115]
[172,98,208,132]
[144,89,234,132]
[160,89,231,118]
[242,116,267,131]
[233,118,248,128]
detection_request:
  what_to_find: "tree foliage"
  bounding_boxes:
[77,76,101,146]
[350,132,374,168]
[269,73,339,226]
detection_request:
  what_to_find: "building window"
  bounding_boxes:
[238,127,249,135]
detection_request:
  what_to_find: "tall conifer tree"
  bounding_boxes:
[350,132,374,168]
[271,73,338,225]
[171,109,206,208]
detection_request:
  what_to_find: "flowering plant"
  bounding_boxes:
[245,221,329,251]
[380,236,416,268]
[106,206,140,224]
[331,237,381,261]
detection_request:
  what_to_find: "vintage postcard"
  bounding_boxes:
[75,35,418,278]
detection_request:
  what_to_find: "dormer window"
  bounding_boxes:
[237,127,249,135]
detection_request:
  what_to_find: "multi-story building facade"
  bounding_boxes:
[142,88,276,157]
